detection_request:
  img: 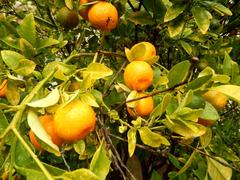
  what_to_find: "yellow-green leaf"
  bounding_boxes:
[138,127,170,147]
[127,128,137,157]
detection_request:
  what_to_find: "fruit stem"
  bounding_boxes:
[12,128,54,180]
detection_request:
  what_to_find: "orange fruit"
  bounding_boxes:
[39,115,63,147]
[0,80,7,97]
[56,7,79,29]
[203,90,228,110]
[79,0,91,20]
[68,82,81,91]
[88,2,118,31]
[79,0,105,20]
[127,93,154,117]
[53,100,96,142]
[124,61,153,91]
[197,118,215,127]
[131,42,156,61]
[29,129,43,151]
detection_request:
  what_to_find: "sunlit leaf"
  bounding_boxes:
[80,92,99,107]
[207,157,232,180]
[62,168,100,180]
[150,93,171,118]
[27,88,60,108]
[83,63,113,80]
[177,151,197,175]
[180,40,192,55]
[164,4,186,22]
[127,128,137,157]
[90,141,111,180]
[203,1,232,16]
[168,16,185,37]
[199,102,219,121]
[191,6,212,34]
[138,127,170,147]
[200,128,212,148]
[211,85,240,103]
[17,13,36,45]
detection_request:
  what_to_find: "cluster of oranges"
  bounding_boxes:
[30,99,96,151]
[124,42,157,118]
[56,0,118,32]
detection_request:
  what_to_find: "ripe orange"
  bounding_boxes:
[127,93,154,117]
[197,118,215,127]
[131,42,156,61]
[0,79,7,97]
[56,7,79,29]
[203,90,228,110]
[88,2,118,31]
[39,115,63,147]
[124,61,153,91]
[29,129,43,151]
[53,100,96,142]
[79,0,105,20]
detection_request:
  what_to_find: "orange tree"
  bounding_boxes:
[0,0,240,179]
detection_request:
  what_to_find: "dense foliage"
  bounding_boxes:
[0,0,240,179]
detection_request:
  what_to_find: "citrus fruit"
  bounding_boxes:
[197,118,215,127]
[53,100,96,142]
[68,81,81,91]
[39,115,63,147]
[127,93,154,118]
[0,79,7,97]
[56,7,79,29]
[79,0,105,20]
[131,42,156,61]
[203,90,228,110]
[88,2,118,31]
[29,129,43,151]
[124,61,153,91]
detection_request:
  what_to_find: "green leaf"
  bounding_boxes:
[127,128,137,157]
[73,140,86,155]
[150,93,172,118]
[19,38,36,58]
[223,52,232,76]
[174,107,203,122]
[180,40,192,55]
[83,63,113,80]
[199,102,219,121]
[191,6,212,34]
[168,60,191,88]
[62,168,100,180]
[1,36,20,49]
[27,111,60,154]
[0,110,9,134]
[128,11,155,25]
[203,1,232,16]
[207,157,232,180]
[14,59,36,76]
[17,13,36,45]
[177,151,197,175]
[90,142,111,180]
[1,50,25,70]
[164,4,186,22]
[168,16,185,37]
[186,75,212,91]
[1,50,36,76]
[80,92,99,107]
[164,117,206,138]
[211,85,240,103]
[179,90,193,108]
[36,38,59,50]
[200,128,212,148]
[138,127,170,147]
[27,88,60,108]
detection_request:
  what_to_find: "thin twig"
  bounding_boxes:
[98,112,137,180]
[180,142,240,172]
